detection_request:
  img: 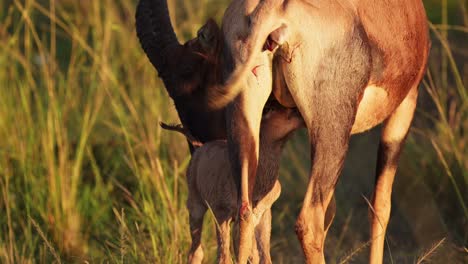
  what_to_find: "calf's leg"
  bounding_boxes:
[187,201,207,264]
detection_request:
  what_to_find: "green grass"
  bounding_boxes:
[0,0,466,263]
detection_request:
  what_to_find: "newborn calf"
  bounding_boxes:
[162,105,303,264]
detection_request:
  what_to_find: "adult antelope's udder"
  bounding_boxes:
[351,85,392,134]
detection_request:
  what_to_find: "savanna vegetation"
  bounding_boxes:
[0,0,466,263]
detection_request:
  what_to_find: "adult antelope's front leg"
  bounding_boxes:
[369,86,418,263]
[226,55,273,263]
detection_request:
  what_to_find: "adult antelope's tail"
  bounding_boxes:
[207,0,285,109]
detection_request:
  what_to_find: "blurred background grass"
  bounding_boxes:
[0,0,466,263]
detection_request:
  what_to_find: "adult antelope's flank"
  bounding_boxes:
[162,105,304,264]
[219,0,430,263]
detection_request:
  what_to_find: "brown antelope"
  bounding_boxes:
[161,105,305,264]
[217,0,430,263]
[135,0,430,263]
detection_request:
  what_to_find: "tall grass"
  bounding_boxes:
[0,0,218,262]
[0,0,466,263]
[405,0,467,252]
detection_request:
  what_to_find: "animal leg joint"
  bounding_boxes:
[295,217,324,251]
[240,201,252,221]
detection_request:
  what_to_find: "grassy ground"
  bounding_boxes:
[0,0,466,263]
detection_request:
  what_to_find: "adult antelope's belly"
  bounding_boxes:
[351,85,394,134]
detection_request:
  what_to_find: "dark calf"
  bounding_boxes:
[162,105,304,264]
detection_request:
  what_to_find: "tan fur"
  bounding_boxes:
[222,0,429,131]
[138,1,429,262]
[219,0,430,263]
[369,85,419,263]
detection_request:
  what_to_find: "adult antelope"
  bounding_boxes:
[217,0,430,263]
[135,0,430,263]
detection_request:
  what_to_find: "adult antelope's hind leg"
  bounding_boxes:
[249,234,260,264]
[369,86,418,264]
[241,211,272,264]
[296,124,352,264]
[290,70,360,263]
[226,54,272,263]
[255,209,272,264]
[253,181,281,264]
[283,26,370,263]
[324,196,336,238]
